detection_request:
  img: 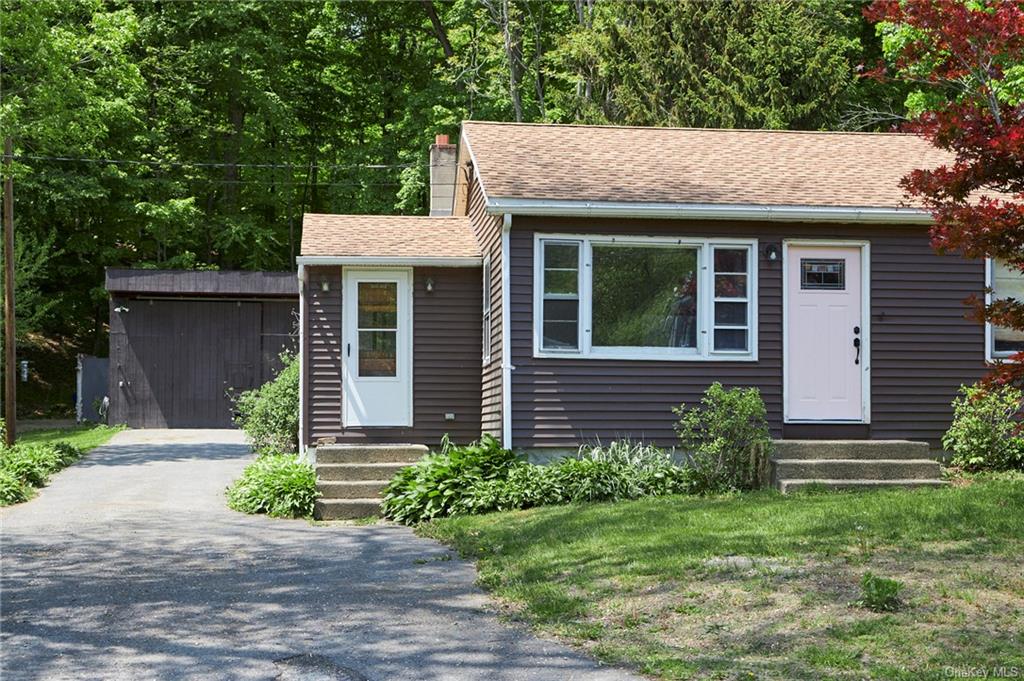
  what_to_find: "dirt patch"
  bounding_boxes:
[564,547,1024,679]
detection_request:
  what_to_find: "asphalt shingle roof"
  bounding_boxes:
[461,121,952,209]
[300,214,479,258]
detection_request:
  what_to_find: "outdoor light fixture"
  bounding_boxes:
[764,244,780,261]
[114,305,130,313]
[321,280,330,292]
[425,277,435,293]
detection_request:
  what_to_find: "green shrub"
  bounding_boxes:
[674,382,772,494]
[381,434,518,524]
[1,445,55,487]
[226,453,319,518]
[0,441,84,504]
[855,572,903,612]
[233,352,299,455]
[0,468,31,505]
[457,463,561,515]
[943,383,1024,472]
[384,437,690,524]
[577,439,693,497]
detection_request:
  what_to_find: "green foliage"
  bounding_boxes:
[233,352,299,456]
[0,467,31,505]
[855,572,903,612]
[381,434,518,525]
[943,383,1024,472]
[0,440,85,505]
[674,382,772,494]
[383,437,689,525]
[225,453,319,518]
[593,0,862,130]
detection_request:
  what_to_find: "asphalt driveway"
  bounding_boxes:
[1,430,635,680]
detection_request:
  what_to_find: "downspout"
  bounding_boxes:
[297,263,307,458]
[501,214,513,449]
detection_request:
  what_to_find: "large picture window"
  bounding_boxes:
[535,235,757,360]
[989,258,1024,359]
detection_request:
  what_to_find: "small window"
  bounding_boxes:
[541,241,580,351]
[712,247,750,351]
[357,282,398,377]
[801,259,845,290]
[482,258,492,363]
[991,259,1024,357]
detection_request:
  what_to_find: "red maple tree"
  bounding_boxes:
[865,0,1024,383]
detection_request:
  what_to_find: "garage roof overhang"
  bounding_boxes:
[105,269,299,298]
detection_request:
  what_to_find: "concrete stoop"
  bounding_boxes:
[771,440,946,493]
[313,444,427,520]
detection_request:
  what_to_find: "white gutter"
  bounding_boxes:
[295,256,482,267]
[485,198,933,224]
[501,214,513,449]
[297,264,307,457]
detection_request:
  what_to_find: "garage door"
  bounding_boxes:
[109,299,296,428]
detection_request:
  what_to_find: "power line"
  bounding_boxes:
[12,154,417,171]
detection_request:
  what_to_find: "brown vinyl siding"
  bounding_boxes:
[509,217,986,448]
[302,265,482,446]
[468,174,504,437]
[304,267,343,442]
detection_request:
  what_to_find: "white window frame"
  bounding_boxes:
[985,257,1023,363]
[482,256,492,364]
[532,233,758,361]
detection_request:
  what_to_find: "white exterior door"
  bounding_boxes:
[343,269,412,427]
[785,245,865,422]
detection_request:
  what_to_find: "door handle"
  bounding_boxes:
[853,337,861,365]
[347,343,351,357]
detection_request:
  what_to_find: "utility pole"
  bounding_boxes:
[3,137,15,446]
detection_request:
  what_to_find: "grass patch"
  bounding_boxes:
[422,477,1024,679]
[17,424,123,452]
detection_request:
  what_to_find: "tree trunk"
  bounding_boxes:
[421,0,455,59]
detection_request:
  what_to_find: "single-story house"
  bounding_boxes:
[297,121,1021,458]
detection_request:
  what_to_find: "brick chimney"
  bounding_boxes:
[429,134,457,216]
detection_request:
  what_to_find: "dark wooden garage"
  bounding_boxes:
[106,269,299,428]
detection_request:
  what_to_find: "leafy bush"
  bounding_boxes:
[384,437,690,524]
[854,572,903,612]
[381,434,518,524]
[0,441,84,506]
[226,453,319,518]
[233,352,299,455]
[0,468,30,505]
[943,383,1024,472]
[674,382,772,494]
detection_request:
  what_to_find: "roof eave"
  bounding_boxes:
[485,198,933,224]
[295,255,482,267]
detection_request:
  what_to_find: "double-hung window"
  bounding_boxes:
[535,235,757,360]
[540,241,582,351]
[988,258,1024,360]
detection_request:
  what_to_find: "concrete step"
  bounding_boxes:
[317,480,389,499]
[316,444,428,464]
[316,462,411,481]
[772,439,931,461]
[314,498,382,520]
[773,458,941,482]
[777,478,948,494]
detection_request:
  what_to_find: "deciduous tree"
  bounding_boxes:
[866,0,1024,382]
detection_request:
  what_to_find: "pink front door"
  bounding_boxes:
[786,245,864,422]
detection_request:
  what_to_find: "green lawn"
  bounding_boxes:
[16,424,124,452]
[423,476,1024,680]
